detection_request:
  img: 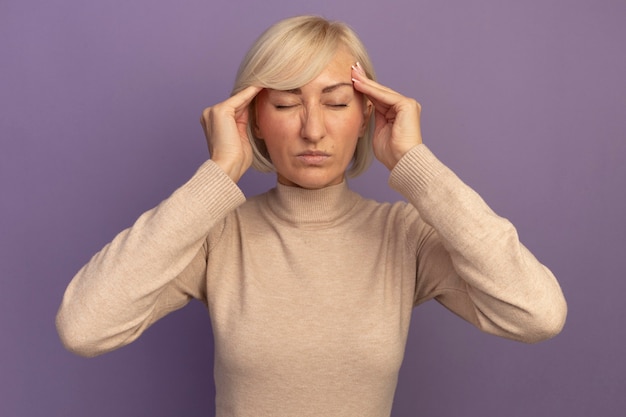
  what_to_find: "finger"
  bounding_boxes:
[199,113,211,142]
[228,85,263,112]
[351,65,398,95]
[351,66,405,110]
[200,85,262,131]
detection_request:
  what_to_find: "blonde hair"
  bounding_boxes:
[232,15,376,177]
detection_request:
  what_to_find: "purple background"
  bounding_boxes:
[2,0,625,415]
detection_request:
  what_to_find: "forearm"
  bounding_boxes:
[390,145,567,342]
[56,160,245,356]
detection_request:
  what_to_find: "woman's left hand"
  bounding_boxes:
[352,63,423,171]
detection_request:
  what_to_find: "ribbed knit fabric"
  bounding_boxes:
[57,144,566,417]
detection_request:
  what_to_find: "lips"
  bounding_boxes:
[296,150,330,165]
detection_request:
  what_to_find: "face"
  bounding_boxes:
[254,49,370,189]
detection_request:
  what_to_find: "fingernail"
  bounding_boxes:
[356,62,365,75]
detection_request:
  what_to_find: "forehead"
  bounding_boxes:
[315,48,355,81]
[272,49,356,94]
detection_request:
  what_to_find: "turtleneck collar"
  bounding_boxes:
[263,181,361,228]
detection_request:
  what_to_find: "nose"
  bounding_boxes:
[300,104,326,142]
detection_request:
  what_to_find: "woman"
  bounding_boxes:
[57,15,567,417]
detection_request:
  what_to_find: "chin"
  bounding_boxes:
[279,172,344,190]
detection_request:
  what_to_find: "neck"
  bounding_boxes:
[264,181,360,228]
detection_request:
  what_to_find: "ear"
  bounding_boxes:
[251,102,263,139]
[359,100,373,136]
[253,123,263,139]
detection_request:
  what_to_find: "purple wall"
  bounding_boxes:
[2,0,625,415]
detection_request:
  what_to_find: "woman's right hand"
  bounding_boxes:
[200,85,262,183]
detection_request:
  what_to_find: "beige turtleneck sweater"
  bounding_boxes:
[57,144,566,417]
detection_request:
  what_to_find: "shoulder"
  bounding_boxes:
[352,190,416,218]
[350,192,424,235]
[207,189,273,240]
[230,189,274,224]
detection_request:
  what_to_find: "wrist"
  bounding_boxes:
[383,143,423,171]
[212,158,244,183]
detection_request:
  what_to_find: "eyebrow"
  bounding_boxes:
[282,82,354,95]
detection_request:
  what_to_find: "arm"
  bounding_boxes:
[352,64,566,343]
[390,145,566,342]
[56,86,262,357]
[56,161,246,357]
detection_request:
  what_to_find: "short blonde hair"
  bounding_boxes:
[232,15,376,177]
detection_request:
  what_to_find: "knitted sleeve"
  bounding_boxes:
[56,160,246,357]
[389,145,567,343]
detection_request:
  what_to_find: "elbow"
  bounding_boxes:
[56,309,103,358]
[521,294,568,344]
